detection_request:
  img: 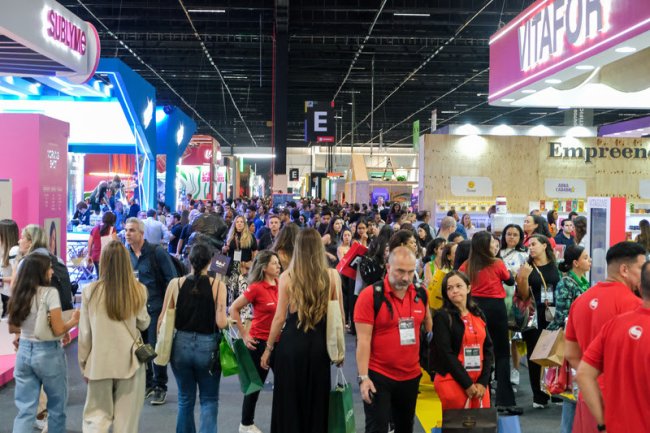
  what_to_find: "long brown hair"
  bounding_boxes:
[466,231,497,284]
[226,215,253,249]
[90,241,146,321]
[287,228,330,332]
[8,254,52,327]
[0,219,18,267]
[272,222,299,257]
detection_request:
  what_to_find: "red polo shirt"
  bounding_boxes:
[244,279,279,341]
[582,307,650,433]
[354,276,427,381]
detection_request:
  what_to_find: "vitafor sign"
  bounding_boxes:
[518,0,610,71]
[548,141,650,163]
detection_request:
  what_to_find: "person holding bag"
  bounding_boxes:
[515,234,561,409]
[230,250,282,433]
[159,241,228,433]
[78,241,150,433]
[260,229,343,433]
[431,271,494,410]
[86,211,118,276]
[8,254,80,433]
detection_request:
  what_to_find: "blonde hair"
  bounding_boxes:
[22,224,49,254]
[91,240,146,321]
[286,228,330,332]
[226,215,253,249]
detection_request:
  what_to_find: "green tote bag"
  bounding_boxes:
[328,368,356,433]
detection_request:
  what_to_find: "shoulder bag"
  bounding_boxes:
[34,287,59,341]
[123,320,157,364]
[534,265,556,322]
[326,269,345,365]
[154,278,181,366]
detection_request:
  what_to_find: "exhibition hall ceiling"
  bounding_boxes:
[60,0,650,148]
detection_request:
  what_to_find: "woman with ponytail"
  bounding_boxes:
[159,241,228,432]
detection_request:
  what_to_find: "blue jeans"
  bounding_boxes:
[171,331,221,433]
[561,400,576,433]
[13,340,68,433]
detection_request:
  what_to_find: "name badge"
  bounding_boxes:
[234,250,242,262]
[463,345,481,371]
[398,317,416,346]
[541,289,554,304]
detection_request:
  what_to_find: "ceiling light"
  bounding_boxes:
[637,128,645,132]
[334,115,342,119]
[530,112,548,115]
[575,65,595,70]
[615,46,637,53]
[545,79,562,84]
[234,153,276,159]
[521,89,537,94]
[441,110,459,114]
[501,98,515,102]
[558,106,571,110]
[393,12,430,17]
[188,9,226,13]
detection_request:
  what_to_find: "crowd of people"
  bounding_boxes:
[1,193,649,433]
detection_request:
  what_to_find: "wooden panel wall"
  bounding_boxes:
[422,134,650,214]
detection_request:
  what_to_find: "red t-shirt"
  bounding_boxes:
[89,225,102,262]
[565,281,642,347]
[582,307,650,433]
[354,276,427,381]
[244,280,279,341]
[459,260,510,298]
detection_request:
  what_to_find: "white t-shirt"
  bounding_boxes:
[0,245,19,297]
[21,286,62,342]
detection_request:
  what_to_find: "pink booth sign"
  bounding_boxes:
[0,114,69,258]
[489,0,650,103]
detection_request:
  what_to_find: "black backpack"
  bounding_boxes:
[370,281,432,375]
[359,256,384,286]
[49,254,73,311]
[148,246,183,292]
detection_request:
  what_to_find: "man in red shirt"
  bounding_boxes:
[576,260,650,433]
[565,241,645,433]
[355,246,432,433]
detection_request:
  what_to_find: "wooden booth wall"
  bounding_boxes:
[421,134,650,214]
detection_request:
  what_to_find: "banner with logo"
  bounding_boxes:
[544,179,586,198]
[450,176,492,197]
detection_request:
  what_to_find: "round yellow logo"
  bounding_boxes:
[467,181,475,189]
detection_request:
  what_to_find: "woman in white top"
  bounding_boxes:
[78,241,150,433]
[0,219,19,316]
[8,254,79,433]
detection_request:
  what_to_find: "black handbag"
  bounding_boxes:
[123,321,157,364]
[442,399,497,433]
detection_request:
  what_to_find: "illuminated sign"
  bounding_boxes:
[43,8,86,56]
[518,0,609,71]
[548,141,649,163]
[176,124,184,145]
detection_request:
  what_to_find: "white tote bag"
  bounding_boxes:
[326,270,345,364]
[154,280,179,366]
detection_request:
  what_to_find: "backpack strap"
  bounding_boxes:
[372,282,393,320]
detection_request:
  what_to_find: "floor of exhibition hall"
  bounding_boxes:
[0,333,562,433]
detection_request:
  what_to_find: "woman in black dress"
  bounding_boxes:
[261,228,344,433]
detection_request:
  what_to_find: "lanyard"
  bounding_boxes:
[462,314,480,346]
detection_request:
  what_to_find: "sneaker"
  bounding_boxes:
[34,416,47,431]
[510,369,520,386]
[533,402,548,409]
[239,424,263,433]
[145,386,155,399]
[150,388,167,406]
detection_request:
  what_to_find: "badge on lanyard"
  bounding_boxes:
[463,345,481,371]
[398,317,416,346]
[233,250,243,262]
[541,289,554,304]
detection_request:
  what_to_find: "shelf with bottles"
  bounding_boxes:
[434,201,492,230]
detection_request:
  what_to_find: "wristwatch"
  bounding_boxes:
[597,424,606,432]
[357,374,369,385]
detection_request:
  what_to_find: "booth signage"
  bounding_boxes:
[517,0,608,72]
[450,176,493,197]
[489,0,650,102]
[548,141,650,163]
[44,8,87,56]
[544,178,586,198]
[304,101,334,142]
[289,168,299,181]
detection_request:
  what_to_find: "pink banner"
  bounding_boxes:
[489,0,650,102]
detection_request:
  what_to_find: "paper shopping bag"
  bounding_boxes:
[233,338,264,395]
[335,242,368,279]
[530,329,565,367]
[328,369,355,433]
[219,333,239,377]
